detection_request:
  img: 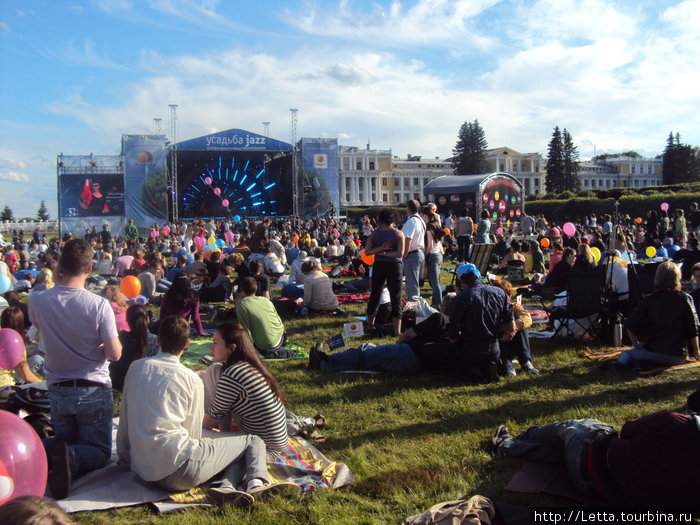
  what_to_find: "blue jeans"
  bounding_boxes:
[426,252,443,307]
[403,251,424,301]
[497,419,617,495]
[46,384,114,477]
[617,347,686,366]
[499,331,532,365]
[321,343,421,374]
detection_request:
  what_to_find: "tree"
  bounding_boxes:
[452,119,488,175]
[562,129,580,191]
[662,132,700,184]
[545,127,580,193]
[0,205,14,222]
[37,200,50,221]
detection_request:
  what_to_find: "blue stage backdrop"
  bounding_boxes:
[122,134,169,228]
[174,129,293,219]
[300,138,338,217]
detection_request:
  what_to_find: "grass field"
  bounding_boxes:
[71,270,699,524]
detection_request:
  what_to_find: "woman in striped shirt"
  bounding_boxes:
[203,322,288,456]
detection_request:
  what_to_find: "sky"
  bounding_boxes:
[1,0,699,219]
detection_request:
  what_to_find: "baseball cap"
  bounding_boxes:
[456,263,481,280]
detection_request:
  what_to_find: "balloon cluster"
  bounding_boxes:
[204,177,230,209]
[150,225,171,239]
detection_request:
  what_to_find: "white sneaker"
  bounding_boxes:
[248,482,301,501]
[505,361,517,377]
[209,486,255,507]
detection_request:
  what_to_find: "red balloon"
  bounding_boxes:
[0,328,24,370]
[0,411,48,504]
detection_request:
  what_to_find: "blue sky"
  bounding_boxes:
[1,0,699,218]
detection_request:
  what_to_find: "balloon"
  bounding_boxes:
[150,230,158,239]
[204,177,212,185]
[660,202,669,211]
[646,246,656,258]
[202,243,212,253]
[540,238,550,248]
[292,235,299,244]
[120,275,141,299]
[0,274,11,294]
[163,225,171,234]
[355,239,362,247]
[473,223,478,230]
[133,295,148,306]
[193,236,206,248]
[0,328,25,371]
[496,227,503,235]
[334,231,340,238]
[360,249,375,266]
[656,246,668,258]
[207,236,216,245]
[591,247,601,264]
[213,187,221,196]
[562,222,576,237]
[161,229,168,237]
[635,217,642,224]
[216,239,225,248]
[221,199,229,207]
[224,231,234,243]
[233,215,241,223]
[0,411,48,504]
[667,244,681,256]
[444,228,450,236]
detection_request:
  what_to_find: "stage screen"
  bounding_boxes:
[176,150,293,219]
[59,173,125,218]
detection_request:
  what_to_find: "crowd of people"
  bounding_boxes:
[1,198,699,510]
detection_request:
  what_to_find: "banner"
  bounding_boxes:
[122,135,168,228]
[300,138,338,217]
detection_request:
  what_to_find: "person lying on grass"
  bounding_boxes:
[118,315,298,506]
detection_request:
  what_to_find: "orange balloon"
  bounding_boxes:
[293,235,299,243]
[444,228,450,236]
[473,223,478,230]
[540,238,550,248]
[361,249,375,266]
[635,217,642,224]
[120,275,141,299]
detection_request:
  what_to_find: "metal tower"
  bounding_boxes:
[153,118,162,134]
[290,108,298,216]
[168,104,179,222]
[262,121,270,137]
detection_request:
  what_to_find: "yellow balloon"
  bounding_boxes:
[590,247,601,264]
[208,236,216,245]
[646,246,656,258]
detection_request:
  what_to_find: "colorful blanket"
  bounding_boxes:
[336,292,370,304]
[582,347,700,375]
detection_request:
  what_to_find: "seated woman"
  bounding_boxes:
[30,268,54,293]
[498,239,527,272]
[574,244,595,269]
[530,240,547,275]
[604,249,631,317]
[620,261,700,367]
[0,307,42,386]
[491,279,538,376]
[301,260,339,314]
[202,323,288,456]
[109,304,159,392]
[158,273,205,336]
[521,241,534,273]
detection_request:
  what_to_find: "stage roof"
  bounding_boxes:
[175,128,292,152]
[424,173,516,193]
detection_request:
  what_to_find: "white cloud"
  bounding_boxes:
[1,158,27,170]
[286,0,500,50]
[94,0,134,13]
[0,171,30,183]
[0,21,9,32]
[40,38,130,70]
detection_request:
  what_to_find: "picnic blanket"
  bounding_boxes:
[582,347,700,376]
[336,292,370,304]
[181,340,307,365]
[505,461,601,504]
[522,304,549,324]
[58,420,353,514]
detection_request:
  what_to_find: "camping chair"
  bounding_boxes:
[550,266,605,341]
[505,260,526,284]
[470,243,496,279]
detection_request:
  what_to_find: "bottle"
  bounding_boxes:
[613,320,623,347]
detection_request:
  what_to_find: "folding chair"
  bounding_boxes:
[470,243,496,279]
[505,260,526,284]
[551,266,605,341]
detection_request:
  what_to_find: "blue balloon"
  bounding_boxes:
[233,215,241,223]
[0,274,11,294]
[656,247,668,258]
[216,239,224,248]
[667,244,681,256]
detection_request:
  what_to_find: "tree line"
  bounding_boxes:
[451,120,700,190]
[0,200,50,222]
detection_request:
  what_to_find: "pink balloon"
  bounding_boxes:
[224,231,234,243]
[0,328,25,370]
[496,227,503,235]
[221,199,229,207]
[163,225,170,234]
[214,187,221,196]
[563,222,576,236]
[204,177,212,185]
[0,411,48,504]
[193,236,206,248]
[660,202,669,211]
[334,231,340,238]
[150,230,158,239]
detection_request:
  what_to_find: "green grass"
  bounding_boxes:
[72,270,698,524]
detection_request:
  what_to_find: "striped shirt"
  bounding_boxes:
[207,361,288,453]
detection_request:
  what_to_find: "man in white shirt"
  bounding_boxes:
[28,238,122,499]
[118,315,296,504]
[402,199,426,301]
